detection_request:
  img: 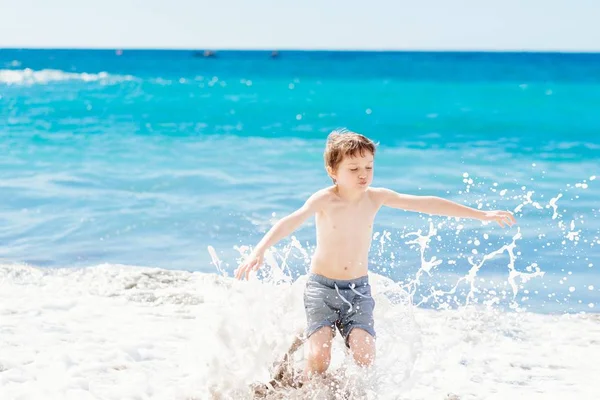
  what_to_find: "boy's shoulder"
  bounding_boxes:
[308,186,337,202]
[367,186,392,199]
[367,187,386,194]
[367,187,406,206]
[302,186,337,210]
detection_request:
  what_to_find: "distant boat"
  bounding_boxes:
[115,49,123,56]
[193,50,217,58]
[271,50,279,58]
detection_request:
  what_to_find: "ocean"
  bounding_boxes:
[1,49,599,399]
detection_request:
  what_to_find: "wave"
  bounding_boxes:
[0,68,136,85]
[0,262,598,399]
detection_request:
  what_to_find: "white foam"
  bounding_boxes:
[0,68,136,85]
[1,263,598,399]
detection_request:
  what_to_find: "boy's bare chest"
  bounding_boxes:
[322,201,379,230]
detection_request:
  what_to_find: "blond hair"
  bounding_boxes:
[324,129,376,183]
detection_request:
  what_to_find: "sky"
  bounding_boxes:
[1,0,599,51]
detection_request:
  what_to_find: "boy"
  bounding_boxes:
[235,129,516,381]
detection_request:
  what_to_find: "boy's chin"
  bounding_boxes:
[337,182,370,191]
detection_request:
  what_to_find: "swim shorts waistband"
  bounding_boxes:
[307,273,369,290]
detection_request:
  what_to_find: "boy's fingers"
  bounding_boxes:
[236,264,247,280]
[234,259,261,280]
[244,262,253,280]
[504,211,516,224]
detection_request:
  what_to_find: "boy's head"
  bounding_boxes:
[324,129,376,189]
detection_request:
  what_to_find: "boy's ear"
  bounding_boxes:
[326,166,337,183]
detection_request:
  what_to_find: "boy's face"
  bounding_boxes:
[331,151,374,190]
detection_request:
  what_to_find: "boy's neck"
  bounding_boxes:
[334,185,365,202]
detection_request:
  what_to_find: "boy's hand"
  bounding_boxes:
[480,210,517,228]
[234,251,265,280]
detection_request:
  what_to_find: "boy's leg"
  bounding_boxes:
[348,328,376,367]
[303,325,334,379]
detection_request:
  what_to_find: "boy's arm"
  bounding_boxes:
[235,191,327,280]
[252,194,321,254]
[374,188,516,227]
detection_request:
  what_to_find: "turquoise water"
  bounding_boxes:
[1,49,599,313]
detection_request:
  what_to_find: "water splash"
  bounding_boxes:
[402,222,443,294]
[547,193,563,220]
[217,171,598,314]
[207,245,227,277]
[206,171,598,396]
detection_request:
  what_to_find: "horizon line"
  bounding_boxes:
[2,46,600,55]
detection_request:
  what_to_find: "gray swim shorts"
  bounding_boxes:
[303,273,376,346]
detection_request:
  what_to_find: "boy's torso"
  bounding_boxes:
[311,188,382,280]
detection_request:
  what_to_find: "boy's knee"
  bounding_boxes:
[307,350,331,374]
[309,344,331,362]
[352,350,374,367]
[348,328,376,367]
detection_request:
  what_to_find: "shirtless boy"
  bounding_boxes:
[235,129,516,380]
